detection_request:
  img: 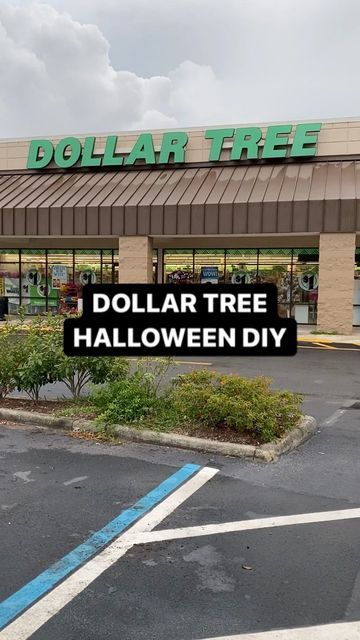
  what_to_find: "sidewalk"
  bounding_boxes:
[298,325,360,345]
[1,315,360,345]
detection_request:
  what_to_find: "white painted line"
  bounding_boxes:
[13,471,34,484]
[132,508,360,545]
[321,409,346,426]
[195,620,360,639]
[0,466,218,640]
[63,476,88,486]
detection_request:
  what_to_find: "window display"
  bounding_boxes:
[0,249,121,315]
[164,248,319,324]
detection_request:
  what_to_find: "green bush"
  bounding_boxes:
[89,358,174,424]
[169,371,302,442]
[90,372,160,424]
[0,315,131,401]
[11,319,58,400]
[0,325,18,398]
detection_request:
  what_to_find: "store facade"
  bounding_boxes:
[0,119,359,332]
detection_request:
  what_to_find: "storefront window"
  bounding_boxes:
[225,249,258,285]
[194,249,225,283]
[0,249,119,315]
[163,247,319,324]
[354,249,360,326]
[164,249,194,283]
[21,250,47,315]
[0,250,20,313]
[48,250,75,314]
[153,249,158,283]
[258,249,292,318]
[292,250,319,325]
[74,250,101,308]
[102,250,114,285]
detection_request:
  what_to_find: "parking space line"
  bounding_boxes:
[197,620,360,639]
[0,465,218,639]
[133,507,360,545]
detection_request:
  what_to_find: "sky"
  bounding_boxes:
[0,0,359,138]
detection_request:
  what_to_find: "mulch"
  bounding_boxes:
[0,398,76,414]
[0,398,262,446]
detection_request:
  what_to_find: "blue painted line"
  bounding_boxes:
[0,462,200,630]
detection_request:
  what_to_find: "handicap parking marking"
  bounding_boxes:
[197,619,360,639]
[2,465,360,640]
[129,506,360,545]
[0,464,218,639]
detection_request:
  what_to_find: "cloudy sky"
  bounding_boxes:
[0,0,359,138]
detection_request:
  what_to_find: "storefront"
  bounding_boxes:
[0,119,359,332]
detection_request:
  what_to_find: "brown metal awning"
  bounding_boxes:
[0,161,359,236]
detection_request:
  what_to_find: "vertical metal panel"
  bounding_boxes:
[24,175,64,235]
[103,171,139,237]
[61,173,105,236]
[262,166,286,233]
[234,166,260,234]
[323,163,341,232]
[111,171,151,235]
[1,175,39,235]
[293,164,313,233]
[136,171,171,235]
[161,169,196,235]
[0,176,22,232]
[150,170,184,235]
[89,172,132,236]
[308,163,327,232]
[39,174,83,236]
[355,162,360,232]
[177,168,208,235]
[205,167,234,234]
[125,171,161,235]
[277,165,300,233]
[339,162,356,232]
[248,165,273,234]
[219,167,246,234]
[190,168,222,235]
[35,174,76,236]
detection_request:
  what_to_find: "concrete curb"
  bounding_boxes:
[0,407,317,462]
[0,408,74,430]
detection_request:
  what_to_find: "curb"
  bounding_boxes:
[0,408,74,430]
[0,408,317,462]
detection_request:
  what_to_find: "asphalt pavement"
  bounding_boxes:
[1,347,360,639]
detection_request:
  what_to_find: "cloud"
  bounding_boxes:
[1,0,360,137]
[0,2,231,137]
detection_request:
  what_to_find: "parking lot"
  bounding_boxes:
[1,347,360,639]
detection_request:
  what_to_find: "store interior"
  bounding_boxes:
[0,247,359,325]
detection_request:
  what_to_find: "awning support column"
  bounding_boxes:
[118,236,153,283]
[317,233,355,334]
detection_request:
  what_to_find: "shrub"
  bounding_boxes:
[89,358,174,424]
[12,319,58,400]
[90,372,160,424]
[25,315,127,399]
[0,324,18,398]
[168,371,302,442]
[0,315,130,401]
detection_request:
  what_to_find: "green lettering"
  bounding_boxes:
[124,133,156,165]
[27,139,54,169]
[291,123,321,157]
[81,136,101,167]
[231,127,262,160]
[102,136,123,166]
[54,137,82,168]
[262,125,292,159]
[205,128,234,161]
[159,131,188,163]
